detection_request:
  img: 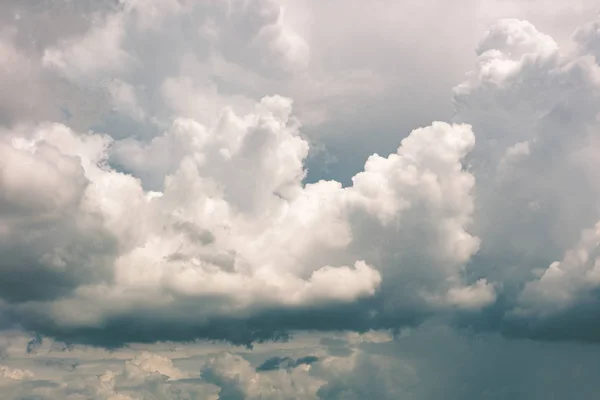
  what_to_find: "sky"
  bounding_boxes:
[1,0,600,398]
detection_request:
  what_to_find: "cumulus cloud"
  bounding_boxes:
[5,2,600,399]
[445,16,600,341]
[3,0,600,349]
[0,89,488,346]
[517,221,600,316]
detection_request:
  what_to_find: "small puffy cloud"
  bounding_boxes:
[0,365,33,382]
[123,351,187,381]
[441,279,497,311]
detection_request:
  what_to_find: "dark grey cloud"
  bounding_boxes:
[309,324,600,400]
[14,298,420,348]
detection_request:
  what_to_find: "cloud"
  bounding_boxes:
[0,124,117,304]
[1,0,600,364]
[5,0,600,397]
[10,1,600,348]
[0,90,487,346]
[1,352,212,399]
[257,355,319,371]
[0,365,33,381]
[43,12,132,84]
[3,0,503,344]
[2,325,600,399]
[446,17,600,341]
[310,324,600,400]
[203,352,321,400]
[41,0,309,86]
[105,79,145,121]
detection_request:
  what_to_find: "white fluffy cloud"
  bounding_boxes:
[449,17,600,336]
[2,0,600,346]
[4,0,600,396]
[0,91,487,344]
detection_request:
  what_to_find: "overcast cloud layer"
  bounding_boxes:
[2,0,600,398]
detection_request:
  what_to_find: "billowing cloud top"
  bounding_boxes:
[1,0,600,351]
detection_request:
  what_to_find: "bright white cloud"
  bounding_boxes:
[0,93,485,342]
